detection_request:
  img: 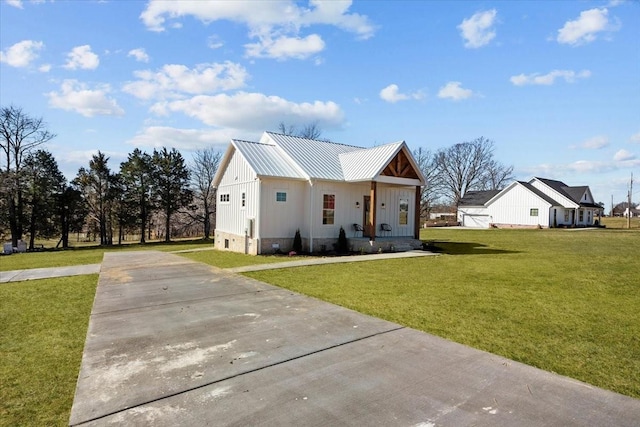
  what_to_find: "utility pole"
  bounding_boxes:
[611,194,614,217]
[628,172,633,229]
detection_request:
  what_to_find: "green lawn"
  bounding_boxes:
[0,275,98,427]
[244,228,640,398]
[0,239,215,271]
[1,228,638,427]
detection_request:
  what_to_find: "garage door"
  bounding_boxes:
[463,214,490,228]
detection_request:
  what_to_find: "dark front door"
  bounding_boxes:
[363,195,372,237]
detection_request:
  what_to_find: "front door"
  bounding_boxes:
[363,195,372,237]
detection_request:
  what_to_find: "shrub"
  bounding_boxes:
[293,229,302,253]
[336,226,349,254]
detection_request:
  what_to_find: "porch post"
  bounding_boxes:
[369,181,377,241]
[414,186,421,239]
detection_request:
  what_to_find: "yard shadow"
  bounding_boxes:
[422,241,518,255]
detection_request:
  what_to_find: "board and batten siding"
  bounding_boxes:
[259,178,307,239]
[530,180,576,208]
[489,184,551,227]
[216,150,259,237]
[308,182,417,238]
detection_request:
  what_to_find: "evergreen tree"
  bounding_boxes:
[73,151,115,245]
[23,149,65,249]
[120,148,154,243]
[152,148,192,242]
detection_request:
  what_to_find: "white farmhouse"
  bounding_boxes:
[212,132,427,254]
[458,177,602,228]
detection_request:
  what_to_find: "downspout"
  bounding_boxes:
[308,179,314,253]
[256,178,261,254]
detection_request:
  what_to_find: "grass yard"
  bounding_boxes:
[0,239,215,271]
[0,275,98,427]
[244,228,640,398]
[0,238,306,271]
[1,228,638,426]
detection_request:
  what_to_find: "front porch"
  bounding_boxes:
[347,236,424,254]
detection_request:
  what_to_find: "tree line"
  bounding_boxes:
[1,106,221,250]
[2,106,517,249]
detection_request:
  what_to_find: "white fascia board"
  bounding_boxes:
[211,143,236,188]
[374,175,424,186]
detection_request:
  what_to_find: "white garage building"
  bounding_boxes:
[458,177,602,228]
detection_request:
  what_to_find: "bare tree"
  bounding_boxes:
[480,159,514,191]
[278,122,297,136]
[413,147,443,219]
[190,148,222,239]
[0,106,56,246]
[277,121,324,140]
[435,137,512,207]
[298,122,323,140]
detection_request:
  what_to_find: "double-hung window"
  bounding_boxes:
[323,194,335,224]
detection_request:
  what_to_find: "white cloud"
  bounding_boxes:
[0,40,44,67]
[557,8,616,46]
[127,126,236,151]
[510,69,591,86]
[379,84,424,103]
[630,132,640,144]
[139,0,375,59]
[207,35,224,49]
[6,0,23,9]
[38,63,51,73]
[575,135,610,149]
[123,62,249,100]
[47,79,124,117]
[64,45,100,70]
[613,149,635,161]
[524,155,640,177]
[150,91,345,131]
[437,81,473,101]
[128,48,149,63]
[458,9,497,48]
[245,34,325,60]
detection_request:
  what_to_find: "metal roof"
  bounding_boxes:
[262,132,361,181]
[340,141,405,181]
[232,139,305,179]
[216,131,426,185]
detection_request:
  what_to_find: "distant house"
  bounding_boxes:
[458,177,602,228]
[623,207,640,218]
[212,131,426,254]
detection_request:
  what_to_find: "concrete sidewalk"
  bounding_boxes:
[0,264,101,283]
[225,249,435,273]
[69,251,640,426]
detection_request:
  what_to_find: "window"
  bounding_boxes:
[399,199,409,225]
[322,194,335,225]
[530,208,539,217]
[220,194,230,203]
[579,210,584,222]
[276,192,287,202]
[241,192,246,208]
[564,211,570,222]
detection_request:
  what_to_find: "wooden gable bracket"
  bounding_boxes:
[381,148,419,179]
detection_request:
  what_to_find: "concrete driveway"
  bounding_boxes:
[69,251,640,426]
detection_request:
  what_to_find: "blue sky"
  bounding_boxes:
[1,0,638,206]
